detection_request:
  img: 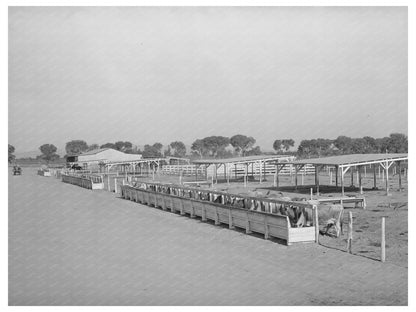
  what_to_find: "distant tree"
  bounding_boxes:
[362,136,378,153]
[387,133,408,153]
[87,144,100,151]
[375,137,391,153]
[100,142,117,149]
[169,141,187,157]
[142,143,163,158]
[350,138,368,154]
[297,139,334,157]
[115,141,133,153]
[246,146,262,156]
[334,136,353,154]
[8,144,15,163]
[65,140,88,155]
[191,139,206,158]
[273,139,295,153]
[230,135,256,156]
[201,136,230,158]
[39,144,59,163]
[164,146,172,157]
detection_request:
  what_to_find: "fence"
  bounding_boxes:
[160,163,316,177]
[61,173,105,190]
[120,181,318,245]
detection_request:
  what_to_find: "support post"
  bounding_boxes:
[398,161,402,191]
[259,161,262,183]
[214,164,218,184]
[350,167,354,187]
[341,168,345,197]
[315,166,320,196]
[381,217,386,262]
[358,166,363,195]
[347,211,353,254]
[295,165,298,190]
[385,161,390,195]
[313,206,319,243]
[335,166,339,188]
[373,164,377,189]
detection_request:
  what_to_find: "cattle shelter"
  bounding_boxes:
[280,153,408,196]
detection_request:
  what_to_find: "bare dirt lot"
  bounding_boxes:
[9,168,407,305]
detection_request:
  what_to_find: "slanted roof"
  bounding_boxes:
[79,148,112,156]
[192,154,294,165]
[291,153,408,167]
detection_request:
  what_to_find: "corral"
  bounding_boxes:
[8,166,408,305]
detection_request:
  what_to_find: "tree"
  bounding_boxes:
[142,143,163,158]
[39,144,59,163]
[191,139,206,158]
[169,141,187,157]
[246,146,262,156]
[334,136,352,154]
[87,144,100,151]
[100,142,117,149]
[8,144,15,163]
[114,141,133,153]
[387,133,408,153]
[200,136,230,158]
[273,139,295,153]
[230,135,256,156]
[65,140,88,155]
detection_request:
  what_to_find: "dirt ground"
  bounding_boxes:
[136,170,408,268]
[9,168,407,305]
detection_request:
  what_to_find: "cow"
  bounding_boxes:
[317,204,344,237]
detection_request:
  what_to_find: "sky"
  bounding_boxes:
[8,6,408,156]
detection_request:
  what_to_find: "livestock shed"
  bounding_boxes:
[192,155,296,183]
[281,153,408,196]
[66,148,142,171]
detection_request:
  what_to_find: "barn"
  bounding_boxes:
[66,148,142,171]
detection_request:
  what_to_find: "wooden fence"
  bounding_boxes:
[160,163,316,177]
[61,174,105,190]
[120,182,318,245]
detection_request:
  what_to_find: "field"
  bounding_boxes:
[9,167,407,305]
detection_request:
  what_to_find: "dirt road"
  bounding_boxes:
[9,169,407,305]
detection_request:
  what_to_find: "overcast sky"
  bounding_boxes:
[8,6,407,155]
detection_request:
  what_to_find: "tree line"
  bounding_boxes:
[8,132,408,164]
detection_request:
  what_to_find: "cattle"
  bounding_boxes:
[317,204,344,237]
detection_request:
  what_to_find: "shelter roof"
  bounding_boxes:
[191,154,294,165]
[291,153,408,167]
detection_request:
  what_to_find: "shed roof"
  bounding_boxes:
[291,153,408,167]
[78,148,112,156]
[192,154,294,165]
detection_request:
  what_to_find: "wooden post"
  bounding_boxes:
[385,161,389,195]
[347,211,353,254]
[259,161,262,183]
[234,164,237,179]
[246,212,252,234]
[382,169,385,182]
[398,161,402,191]
[364,165,367,178]
[214,164,218,184]
[329,169,332,185]
[378,165,381,179]
[274,164,278,187]
[358,166,363,194]
[114,178,118,193]
[351,167,354,187]
[341,168,345,198]
[315,166,320,196]
[107,175,110,191]
[301,171,304,186]
[223,163,227,181]
[313,206,319,243]
[373,164,377,189]
[381,217,386,262]
[310,188,313,200]
[335,166,339,188]
[295,165,298,190]
[228,210,234,229]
